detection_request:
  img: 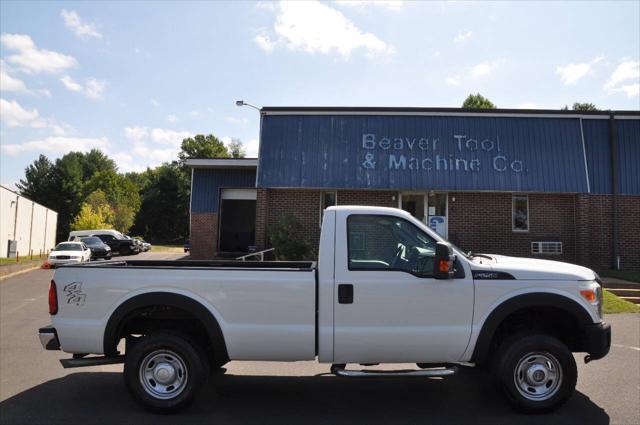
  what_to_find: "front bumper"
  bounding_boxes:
[48,258,82,265]
[582,322,611,361]
[39,326,61,350]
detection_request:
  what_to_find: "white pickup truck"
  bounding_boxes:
[39,206,610,413]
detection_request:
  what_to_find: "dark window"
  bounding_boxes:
[347,215,437,276]
[513,195,529,232]
[97,234,115,242]
[320,191,337,226]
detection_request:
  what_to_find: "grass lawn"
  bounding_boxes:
[0,257,45,266]
[603,290,640,314]
[150,245,184,253]
[599,270,640,283]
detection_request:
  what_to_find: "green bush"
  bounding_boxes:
[268,214,314,261]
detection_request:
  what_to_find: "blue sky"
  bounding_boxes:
[1,1,639,186]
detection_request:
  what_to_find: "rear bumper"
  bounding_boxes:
[39,326,61,350]
[582,322,611,361]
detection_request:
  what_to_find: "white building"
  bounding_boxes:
[0,185,58,258]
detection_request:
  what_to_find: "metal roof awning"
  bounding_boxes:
[186,158,258,169]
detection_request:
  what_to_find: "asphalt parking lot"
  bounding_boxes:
[0,261,638,425]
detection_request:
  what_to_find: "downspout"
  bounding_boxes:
[608,112,619,270]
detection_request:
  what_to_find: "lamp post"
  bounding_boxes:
[235,100,261,111]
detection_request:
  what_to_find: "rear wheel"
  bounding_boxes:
[495,334,577,413]
[124,332,209,413]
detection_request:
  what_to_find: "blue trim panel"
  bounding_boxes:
[257,115,592,192]
[191,168,256,213]
[617,120,640,195]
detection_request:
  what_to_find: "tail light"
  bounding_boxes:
[49,280,58,315]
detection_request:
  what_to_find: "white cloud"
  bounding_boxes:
[470,59,504,77]
[0,60,30,93]
[334,1,404,10]
[453,30,472,43]
[0,33,77,74]
[256,1,394,58]
[167,114,179,123]
[108,143,181,172]
[445,76,461,86]
[254,34,275,53]
[1,136,108,156]
[61,10,102,39]
[556,63,590,85]
[0,98,69,135]
[60,75,83,92]
[221,136,260,157]
[225,116,249,124]
[124,126,150,142]
[556,56,604,86]
[59,75,106,99]
[604,60,639,97]
[150,128,193,146]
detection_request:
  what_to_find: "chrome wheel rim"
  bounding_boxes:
[139,350,188,399]
[514,351,563,401]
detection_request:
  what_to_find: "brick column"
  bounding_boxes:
[575,194,590,266]
[255,188,268,250]
[190,212,217,259]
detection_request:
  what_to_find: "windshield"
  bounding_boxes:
[81,237,102,245]
[54,243,82,251]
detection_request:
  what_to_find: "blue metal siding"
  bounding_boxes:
[257,115,590,192]
[191,168,256,213]
[582,119,611,194]
[617,120,640,195]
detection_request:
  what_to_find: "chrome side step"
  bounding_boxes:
[331,364,457,377]
[60,355,125,369]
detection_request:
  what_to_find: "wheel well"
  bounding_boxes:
[484,306,582,362]
[104,293,229,367]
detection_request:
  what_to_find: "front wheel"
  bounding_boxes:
[124,332,209,413]
[495,334,577,413]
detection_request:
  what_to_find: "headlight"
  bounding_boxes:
[49,255,56,259]
[580,281,603,319]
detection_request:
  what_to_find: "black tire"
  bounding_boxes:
[124,332,209,413]
[495,333,577,413]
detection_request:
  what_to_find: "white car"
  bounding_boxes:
[47,242,92,267]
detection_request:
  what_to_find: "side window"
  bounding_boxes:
[513,195,529,232]
[320,191,337,226]
[347,215,437,276]
[98,234,114,242]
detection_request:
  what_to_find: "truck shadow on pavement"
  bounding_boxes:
[0,369,609,425]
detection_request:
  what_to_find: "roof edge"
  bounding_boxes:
[186,158,258,169]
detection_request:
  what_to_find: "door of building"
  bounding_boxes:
[399,192,448,238]
[219,189,256,252]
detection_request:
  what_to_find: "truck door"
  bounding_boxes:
[332,211,474,364]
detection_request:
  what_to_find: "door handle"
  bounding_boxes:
[338,284,353,304]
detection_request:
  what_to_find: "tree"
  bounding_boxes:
[71,203,113,231]
[462,93,497,109]
[84,170,141,233]
[228,138,246,158]
[268,214,314,260]
[561,102,599,111]
[16,155,56,209]
[178,134,230,163]
[131,164,190,243]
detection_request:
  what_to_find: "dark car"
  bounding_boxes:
[92,232,139,256]
[184,239,191,253]
[80,237,112,260]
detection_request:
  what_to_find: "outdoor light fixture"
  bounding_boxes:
[235,100,260,111]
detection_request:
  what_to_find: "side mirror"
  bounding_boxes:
[433,242,455,280]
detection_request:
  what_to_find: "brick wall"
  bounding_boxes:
[448,193,577,263]
[190,212,217,259]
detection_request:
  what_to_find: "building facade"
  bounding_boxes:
[0,185,58,258]
[188,107,640,271]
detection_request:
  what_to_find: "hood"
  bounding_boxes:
[474,255,596,281]
[50,250,83,257]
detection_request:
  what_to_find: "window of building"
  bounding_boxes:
[347,214,437,276]
[512,195,529,232]
[320,191,337,226]
[531,241,562,255]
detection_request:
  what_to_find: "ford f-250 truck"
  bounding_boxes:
[39,206,610,413]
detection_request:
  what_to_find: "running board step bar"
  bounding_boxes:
[331,364,457,377]
[60,355,125,369]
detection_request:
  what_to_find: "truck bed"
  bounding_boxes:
[59,259,316,270]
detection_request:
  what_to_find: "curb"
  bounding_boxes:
[0,265,43,281]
